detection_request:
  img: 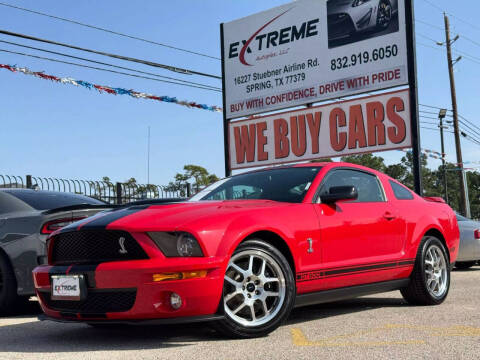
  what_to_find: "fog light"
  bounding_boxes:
[170,293,182,310]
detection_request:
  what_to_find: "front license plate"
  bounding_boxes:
[51,275,84,301]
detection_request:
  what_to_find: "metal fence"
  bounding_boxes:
[0,174,188,204]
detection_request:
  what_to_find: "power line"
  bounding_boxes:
[421,0,480,33]
[415,19,443,31]
[420,115,441,121]
[0,2,220,60]
[0,39,221,90]
[461,34,480,48]
[420,121,441,126]
[0,48,222,92]
[417,32,439,44]
[452,49,480,64]
[461,132,480,147]
[420,0,444,14]
[459,120,480,138]
[458,114,480,134]
[420,103,451,111]
[417,42,443,53]
[421,126,453,134]
[0,29,221,79]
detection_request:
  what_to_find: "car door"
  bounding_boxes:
[313,168,406,289]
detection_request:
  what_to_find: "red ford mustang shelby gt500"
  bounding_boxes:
[33,163,459,338]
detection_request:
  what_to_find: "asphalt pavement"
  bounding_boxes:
[1,266,479,360]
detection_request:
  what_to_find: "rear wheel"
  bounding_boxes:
[455,261,476,270]
[214,240,295,338]
[0,252,20,315]
[377,0,393,29]
[401,236,450,305]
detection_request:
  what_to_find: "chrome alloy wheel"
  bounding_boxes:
[424,244,448,298]
[378,1,392,28]
[223,250,286,327]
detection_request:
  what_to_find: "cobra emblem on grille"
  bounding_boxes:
[118,237,128,254]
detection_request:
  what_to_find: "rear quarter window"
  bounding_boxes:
[0,192,33,214]
[389,180,414,200]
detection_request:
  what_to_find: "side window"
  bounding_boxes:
[318,169,385,203]
[389,180,414,200]
[203,185,262,200]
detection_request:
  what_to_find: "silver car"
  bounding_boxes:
[0,189,110,314]
[327,0,398,42]
[455,214,480,269]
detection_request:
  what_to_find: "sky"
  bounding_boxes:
[0,0,479,186]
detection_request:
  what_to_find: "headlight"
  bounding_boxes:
[352,0,371,6]
[147,232,204,257]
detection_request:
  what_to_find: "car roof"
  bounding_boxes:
[237,162,384,176]
[0,188,75,195]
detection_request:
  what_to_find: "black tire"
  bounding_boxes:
[455,261,476,270]
[0,252,20,315]
[401,236,450,305]
[214,239,295,338]
[376,0,392,29]
[87,323,129,329]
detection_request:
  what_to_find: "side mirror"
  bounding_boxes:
[320,186,358,204]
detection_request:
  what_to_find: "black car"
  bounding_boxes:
[0,189,111,314]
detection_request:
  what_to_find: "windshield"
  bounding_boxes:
[189,167,322,203]
[5,190,105,210]
[456,213,470,222]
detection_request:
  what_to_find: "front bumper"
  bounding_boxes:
[33,257,225,322]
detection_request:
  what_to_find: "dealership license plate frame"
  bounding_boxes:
[51,274,87,301]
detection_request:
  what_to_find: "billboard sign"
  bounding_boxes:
[222,0,409,119]
[229,89,411,170]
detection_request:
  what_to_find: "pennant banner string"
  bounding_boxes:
[0,63,222,112]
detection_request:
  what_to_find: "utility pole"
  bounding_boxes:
[438,109,448,204]
[443,13,469,217]
[147,126,151,185]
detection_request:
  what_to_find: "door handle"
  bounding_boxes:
[383,212,396,220]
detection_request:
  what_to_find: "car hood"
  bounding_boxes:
[328,0,355,13]
[57,200,296,233]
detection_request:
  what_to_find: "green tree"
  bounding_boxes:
[166,164,219,196]
[310,158,333,163]
[467,171,480,219]
[340,153,386,172]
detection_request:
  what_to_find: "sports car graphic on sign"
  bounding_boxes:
[33,163,459,338]
[327,0,399,48]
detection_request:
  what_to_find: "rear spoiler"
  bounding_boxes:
[42,204,115,215]
[423,196,446,204]
[123,198,186,206]
[42,198,186,214]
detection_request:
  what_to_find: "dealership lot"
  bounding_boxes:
[0,268,478,360]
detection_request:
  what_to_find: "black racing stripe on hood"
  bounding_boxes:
[76,206,149,231]
[56,211,110,234]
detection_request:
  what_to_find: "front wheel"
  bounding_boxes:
[401,236,450,305]
[214,240,295,338]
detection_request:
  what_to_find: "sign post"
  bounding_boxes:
[404,0,422,195]
[220,23,231,177]
[221,0,422,190]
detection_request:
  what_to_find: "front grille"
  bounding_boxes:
[39,289,136,314]
[51,230,149,265]
[328,14,355,41]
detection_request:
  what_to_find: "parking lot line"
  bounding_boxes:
[0,317,38,327]
[290,327,425,347]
